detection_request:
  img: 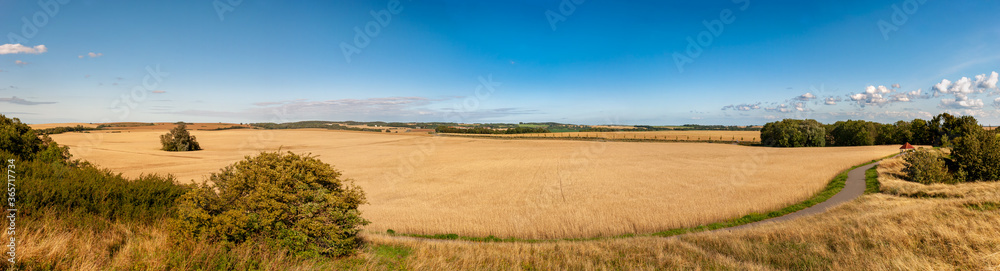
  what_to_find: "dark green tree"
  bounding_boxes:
[160,123,202,151]
[951,124,1000,182]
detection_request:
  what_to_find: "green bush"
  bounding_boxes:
[0,115,45,160]
[0,115,187,223]
[903,149,958,184]
[160,123,202,151]
[175,151,369,257]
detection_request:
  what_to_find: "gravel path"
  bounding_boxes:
[717,161,879,233]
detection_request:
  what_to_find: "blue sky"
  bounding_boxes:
[2,0,1000,125]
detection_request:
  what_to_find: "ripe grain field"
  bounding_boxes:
[51,129,898,239]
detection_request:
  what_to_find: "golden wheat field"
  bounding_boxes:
[10,155,999,270]
[51,129,897,239]
[445,130,763,142]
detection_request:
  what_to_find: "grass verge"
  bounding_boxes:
[865,164,880,194]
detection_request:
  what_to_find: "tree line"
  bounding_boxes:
[761,113,1000,182]
[34,124,101,135]
[760,113,988,147]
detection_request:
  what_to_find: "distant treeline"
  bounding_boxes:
[96,122,155,128]
[250,121,383,132]
[435,126,550,134]
[34,125,101,135]
[761,113,992,147]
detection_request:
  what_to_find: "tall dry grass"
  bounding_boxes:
[52,130,899,239]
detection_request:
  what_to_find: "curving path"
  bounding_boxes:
[711,160,881,233]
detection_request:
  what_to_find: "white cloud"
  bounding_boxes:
[78,55,84,59]
[152,90,166,94]
[793,102,810,112]
[877,85,891,93]
[850,86,893,107]
[939,95,984,109]
[948,77,975,94]
[0,44,46,55]
[14,60,27,66]
[721,103,761,111]
[892,84,901,88]
[824,97,841,105]
[933,79,952,93]
[975,71,998,90]
[795,92,816,101]
[764,104,792,113]
[87,52,103,58]
[994,97,1000,108]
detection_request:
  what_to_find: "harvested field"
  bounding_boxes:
[51,129,897,239]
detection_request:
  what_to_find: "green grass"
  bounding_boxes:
[963,201,1000,211]
[865,164,880,194]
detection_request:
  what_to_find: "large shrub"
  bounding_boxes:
[903,149,958,184]
[175,151,369,257]
[160,123,202,151]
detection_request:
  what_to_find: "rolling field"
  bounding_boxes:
[50,129,897,239]
[28,122,100,129]
[443,130,763,142]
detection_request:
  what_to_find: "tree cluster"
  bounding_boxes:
[760,119,826,147]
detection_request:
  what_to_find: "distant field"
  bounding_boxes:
[445,130,763,142]
[102,122,250,131]
[51,129,897,239]
[28,123,100,129]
